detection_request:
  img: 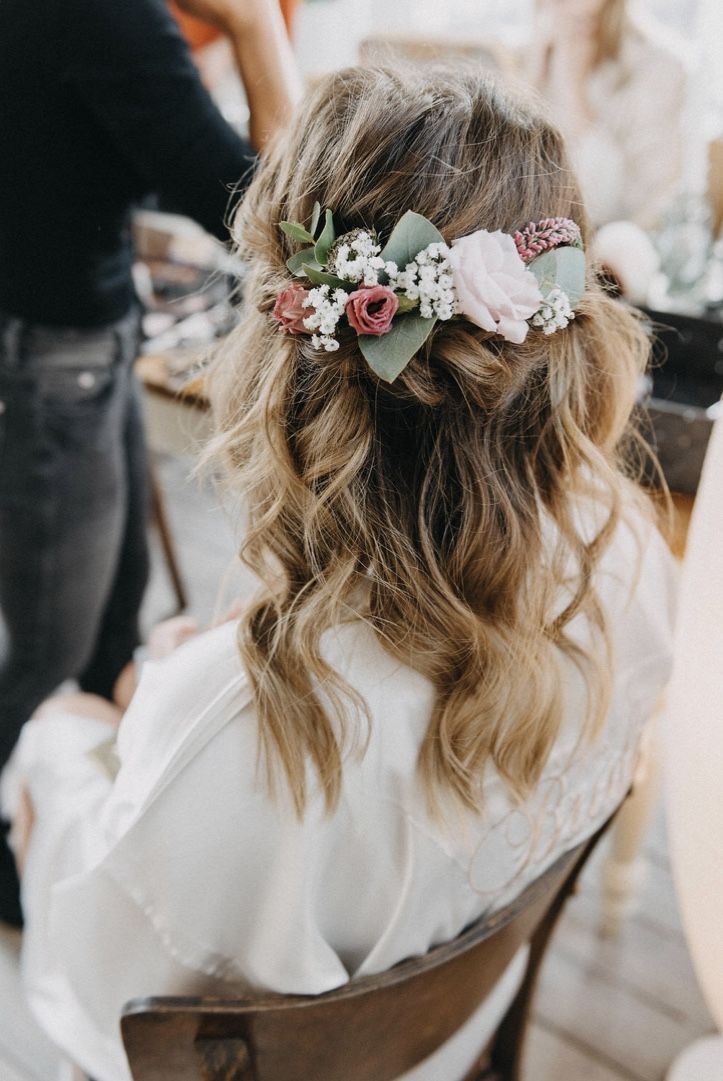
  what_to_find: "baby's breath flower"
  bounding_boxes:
[330,229,385,286]
[386,241,457,320]
[311,334,340,352]
[530,288,575,335]
[302,285,348,351]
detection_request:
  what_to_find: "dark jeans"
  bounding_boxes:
[0,307,150,774]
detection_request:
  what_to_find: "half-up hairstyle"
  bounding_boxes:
[208,64,653,816]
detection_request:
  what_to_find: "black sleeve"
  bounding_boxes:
[61,0,255,240]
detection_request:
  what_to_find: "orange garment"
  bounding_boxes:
[279,0,300,31]
[168,3,220,49]
[168,0,299,50]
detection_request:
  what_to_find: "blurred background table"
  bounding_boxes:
[136,350,211,457]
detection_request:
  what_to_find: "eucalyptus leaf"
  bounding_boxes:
[310,201,322,237]
[528,247,586,307]
[380,211,445,270]
[302,264,352,291]
[314,209,336,265]
[358,312,436,383]
[286,247,318,276]
[280,221,315,244]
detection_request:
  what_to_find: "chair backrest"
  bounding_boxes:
[121,813,615,1081]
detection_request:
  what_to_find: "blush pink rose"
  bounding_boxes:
[448,229,542,344]
[345,285,399,336]
[272,283,312,334]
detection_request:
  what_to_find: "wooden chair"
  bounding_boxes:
[121,813,615,1081]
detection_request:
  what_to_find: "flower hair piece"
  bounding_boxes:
[273,203,586,383]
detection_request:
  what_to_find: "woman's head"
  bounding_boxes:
[211,65,651,816]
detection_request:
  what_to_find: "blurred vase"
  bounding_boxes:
[655,195,713,305]
[667,1037,723,1081]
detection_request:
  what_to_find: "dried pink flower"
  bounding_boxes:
[272,283,313,334]
[513,218,582,263]
[345,285,399,336]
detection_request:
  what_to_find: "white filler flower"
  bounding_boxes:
[530,287,575,335]
[302,285,348,351]
[387,242,457,321]
[332,231,386,287]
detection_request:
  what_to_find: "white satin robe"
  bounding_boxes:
[1,509,676,1081]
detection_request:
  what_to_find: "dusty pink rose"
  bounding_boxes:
[272,283,312,334]
[448,229,542,344]
[345,285,399,336]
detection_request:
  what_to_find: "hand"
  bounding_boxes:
[148,615,200,659]
[111,617,199,711]
[33,692,124,725]
[212,597,245,626]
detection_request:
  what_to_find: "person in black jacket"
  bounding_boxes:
[0,0,300,923]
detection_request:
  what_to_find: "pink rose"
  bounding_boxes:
[448,230,542,344]
[272,283,312,334]
[345,285,399,336]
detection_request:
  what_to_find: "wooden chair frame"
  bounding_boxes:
[122,813,615,1081]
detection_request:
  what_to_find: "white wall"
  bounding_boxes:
[296,0,701,76]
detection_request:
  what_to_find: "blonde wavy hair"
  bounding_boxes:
[209,65,653,817]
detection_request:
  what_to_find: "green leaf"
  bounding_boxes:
[302,264,352,291]
[279,220,315,244]
[528,247,586,307]
[314,209,336,265]
[286,247,318,276]
[310,201,322,237]
[396,294,418,313]
[358,312,436,383]
[379,211,445,270]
